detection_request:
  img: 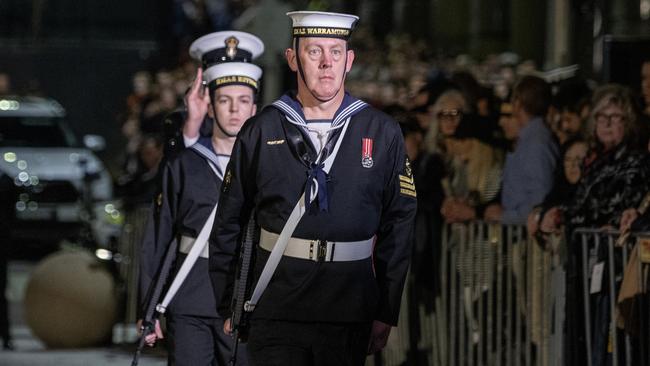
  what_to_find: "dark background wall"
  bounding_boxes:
[0,0,169,172]
[0,40,158,171]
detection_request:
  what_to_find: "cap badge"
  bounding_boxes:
[225,36,239,60]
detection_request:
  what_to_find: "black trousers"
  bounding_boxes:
[166,314,248,366]
[246,319,372,366]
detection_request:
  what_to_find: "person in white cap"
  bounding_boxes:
[182,30,265,149]
[209,11,416,365]
[138,31,263,366]
[160,31,265,159]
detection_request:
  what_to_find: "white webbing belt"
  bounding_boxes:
[259,228,373,262]
[245,117,353,313]
[179,235,209,258]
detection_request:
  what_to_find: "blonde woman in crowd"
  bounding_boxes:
[424,89,470,156]
[440,115,503,223]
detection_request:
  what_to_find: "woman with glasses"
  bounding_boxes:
[537,84,650,366]
[423,89,469,156]
[422,90,473,200]
[540,84,649,233]
[527,138,588,237]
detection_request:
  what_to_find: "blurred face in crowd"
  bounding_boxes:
[560,110,583,137]
[156,71,174,89]
[499,113,518,140]
[286,37,354,102]
[159,88,178,111]
[121,116,140,139]
[208,85,256,137]
[546,105,564,141]
[412,88,429,108]
[642,61,650,109]
[139,138,163,171]
[133,72,152,97]
[477,97,490,117]
[415,107,434,131]
[594,103,626,150]
[563,141,587,184]
[174,77,190,98]
[436,106,463,137]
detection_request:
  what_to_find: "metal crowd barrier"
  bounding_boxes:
[113,204,151,342]
[374,222,650,366]
[572,228,650,366]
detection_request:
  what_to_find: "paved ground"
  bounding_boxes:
[2,261,166,366]
[2,260,386,366]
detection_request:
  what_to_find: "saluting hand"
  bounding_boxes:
[183,67,211,140]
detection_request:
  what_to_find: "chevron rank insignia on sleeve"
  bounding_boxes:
[399,156,416,198]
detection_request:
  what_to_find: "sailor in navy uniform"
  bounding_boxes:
[209,11,417,365]
[138,31,263,366]
[162,31,265,160]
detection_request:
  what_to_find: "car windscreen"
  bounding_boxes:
[0,116,77,147]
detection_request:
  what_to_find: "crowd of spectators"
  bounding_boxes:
[115,62,198,204]
[115,27,650,238]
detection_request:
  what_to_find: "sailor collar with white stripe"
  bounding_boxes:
[197,136,233,158]
[271,91,367,128]
[189,137,228,181]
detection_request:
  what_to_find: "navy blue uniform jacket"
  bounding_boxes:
[139,146,222,317]
[208,102,417,325]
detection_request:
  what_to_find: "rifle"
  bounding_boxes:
[228,213,258,365]
[131,238,178,366]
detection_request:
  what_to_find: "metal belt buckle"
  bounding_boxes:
[310,240,328,262]
[317,240,328,262]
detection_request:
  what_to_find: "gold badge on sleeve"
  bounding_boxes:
[399,156,416,198]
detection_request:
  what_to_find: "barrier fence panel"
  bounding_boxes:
[375,223,650,366]
[573,229,650,366]
[118,204,151,324]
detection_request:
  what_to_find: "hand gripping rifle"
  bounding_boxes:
[228,213,258,365]
[131,238,178,366]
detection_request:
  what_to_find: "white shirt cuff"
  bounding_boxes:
[183,134,199,147]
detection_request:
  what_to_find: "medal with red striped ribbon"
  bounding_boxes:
[361,138,374,168]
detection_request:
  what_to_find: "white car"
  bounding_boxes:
[0,96,121,251]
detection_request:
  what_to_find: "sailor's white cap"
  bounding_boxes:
[204,62,263,92]
[286,11,359,40]
[189,31,264,69]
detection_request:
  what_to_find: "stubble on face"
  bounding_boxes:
[291,37,353,102]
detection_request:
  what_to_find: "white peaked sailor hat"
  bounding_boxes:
[287,11,359,40]
[189,31,265,69]
[203,61,263,92]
